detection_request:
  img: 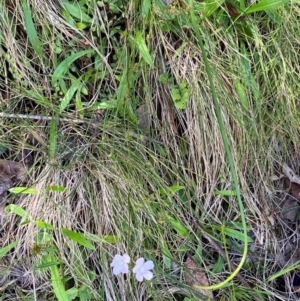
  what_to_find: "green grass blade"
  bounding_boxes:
[48,253,69,301]
[0,241,18,259]
[245,0,289,14]
[22,0,44,58]
[116,71,128,105]
[234,80,249,111]
[190,0,248,290]
[240,43,260,101]
[267,260,300,282]
[36,261,62,269]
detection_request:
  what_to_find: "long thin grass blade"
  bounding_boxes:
[22,0,44,58]
[245,0,289,14]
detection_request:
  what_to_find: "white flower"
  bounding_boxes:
[111,254,131,275]
[133,258,154,282]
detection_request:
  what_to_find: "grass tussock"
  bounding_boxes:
[0,0,300,300]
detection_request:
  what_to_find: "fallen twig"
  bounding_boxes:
[0,112,165,146]
[0,112,85,123]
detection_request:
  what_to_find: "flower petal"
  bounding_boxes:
[122,254,130,264]
[133,258,145,273]
[113,265,123,275]
[111,254,122,267]
[143,271,153,280]
[135,271,144,282]
[143,260,154,270]
[120,264,129,274]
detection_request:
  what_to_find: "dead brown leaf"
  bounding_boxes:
[0,160,26,182]
[291,182,300,202]
[184,256,213,299]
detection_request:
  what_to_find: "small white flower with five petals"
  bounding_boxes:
[111,254,131,275]
[133,258,154,282]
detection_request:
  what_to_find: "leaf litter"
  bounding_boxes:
[184,256,213,299]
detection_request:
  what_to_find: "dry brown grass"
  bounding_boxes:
[0,0,300,300]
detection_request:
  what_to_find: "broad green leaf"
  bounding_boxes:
[116,71,128,105]
[142,0,151,17]
[61,8,76,27]
[0,241,18,259]
[171,88,181,101]
[75,90,84,118]
[22,0,44,57]
[9,187,38,194]
[51,49,95,85]
[61,228,95,250]
[212,255,224,273]
[203,0,225,18]
[47,185,67,193]
[158,73,169,83]
[168,185,185,192]
[61,1,93,23]
[175,101,187,110]
[76,22,88,30]
[245,0,289,14]
[81,85,88,95]
[135,31,154,67]
[66,288,79,300]
[265,9,282,23]
[102,235,119,243]
[35,220,55,230]
[215,226,253,243]
[160,239,172,269]
[5,204,30,219]
[224,228,253,242]
[163,254,171,269]
[60,77,83,113]
[85,233,119,243]
[165,214,189,237]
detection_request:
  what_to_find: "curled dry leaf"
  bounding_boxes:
[283,164,300,185]
[0,160,26,182]
[184,256,213,299]
[282,164,300,202]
